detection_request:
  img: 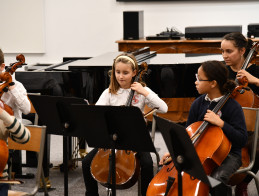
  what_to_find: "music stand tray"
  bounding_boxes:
[154,115,222,196]
[68,105,156,152]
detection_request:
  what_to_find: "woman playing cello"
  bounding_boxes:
[158,60,247,195]
[221,32,259,196]
[221,32,259,104]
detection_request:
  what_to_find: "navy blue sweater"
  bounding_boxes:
[186,94,247,158]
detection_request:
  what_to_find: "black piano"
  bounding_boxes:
[16,51,223,105]
[15,50,222,195]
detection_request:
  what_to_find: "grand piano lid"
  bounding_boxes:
[53,52,223,71]
[53,51,156,71]
[52,52,120,71]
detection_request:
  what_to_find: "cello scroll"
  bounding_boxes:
[0,54,26,115]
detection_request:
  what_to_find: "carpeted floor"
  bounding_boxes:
[10,132,259,196]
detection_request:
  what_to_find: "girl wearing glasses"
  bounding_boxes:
[160,60,247,195]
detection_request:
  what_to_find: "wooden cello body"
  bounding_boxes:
[146,121,231,196]
[90,149,140,189]
[234,89,254,107]
[0,139,9,177]
[90,62,148,189]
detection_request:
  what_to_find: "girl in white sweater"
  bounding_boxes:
[82,53,168,196]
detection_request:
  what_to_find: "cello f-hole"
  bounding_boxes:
[167,165,174,172]
[125,150,130,155]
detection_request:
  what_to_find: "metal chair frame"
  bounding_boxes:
[232,107,259,194]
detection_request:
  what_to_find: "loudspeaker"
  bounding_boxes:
[123,11,144,40]
[248,23,259,38]
[185,25,242,39]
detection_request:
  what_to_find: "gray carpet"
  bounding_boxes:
[11,133,259,196]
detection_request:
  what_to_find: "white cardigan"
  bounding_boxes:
[96,87,168,114]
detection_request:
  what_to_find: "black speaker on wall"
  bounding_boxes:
[123,11,144,40]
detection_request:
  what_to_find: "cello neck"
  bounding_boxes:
[192,93,231,144]
[235,42,259,84]
[125,62,148,106]
[241,42,258,70]
[125,75,140,106]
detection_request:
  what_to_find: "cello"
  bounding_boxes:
[0,136,9,178]
[90,62,148,189]
[233,42,259,108]
[0,54,26,181]
[146,76,249,196]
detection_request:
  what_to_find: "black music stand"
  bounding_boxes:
[154,115,225,196]
[67,104,157,196]
[28,94,88,196]
[28,94,88,135]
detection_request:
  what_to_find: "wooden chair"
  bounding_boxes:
[158,98,195,123]
[22,93,40,126]
[28,97,39,125]
[228,107,259,194]
[144,97,195,142]
[7,125,48,196]
[143,97,195,176]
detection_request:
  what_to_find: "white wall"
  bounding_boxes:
[0,0,45,53]
[3,0,259,66]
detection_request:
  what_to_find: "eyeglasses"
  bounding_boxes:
[195,74,212,82]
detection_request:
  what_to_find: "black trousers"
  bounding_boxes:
[210,152,242,196]
[0,183,8,196]
[82,148,153,196]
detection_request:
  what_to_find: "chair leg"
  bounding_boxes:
[41,169,49,196]
[247,171,259,194]
[154,150,160,174]
[151,115,157,143]
[138,174,141,196]
[255,178,259,195]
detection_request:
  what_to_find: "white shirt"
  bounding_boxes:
[1,78,31,122]
[96,87,168,114]
[204,94,224,103]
